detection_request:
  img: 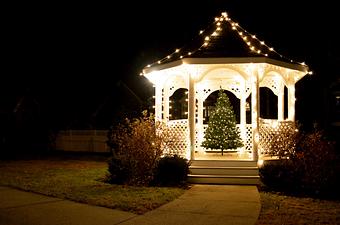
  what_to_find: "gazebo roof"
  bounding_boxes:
[143,12,309,74]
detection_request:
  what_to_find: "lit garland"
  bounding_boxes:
[141,12,311,75]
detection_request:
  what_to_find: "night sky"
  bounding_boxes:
[2,1,339,130]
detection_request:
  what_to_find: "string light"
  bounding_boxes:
[144,11,309,70]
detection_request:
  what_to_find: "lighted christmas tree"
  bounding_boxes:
[201,89,243,155]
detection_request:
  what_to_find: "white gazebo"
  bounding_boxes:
[142,12,310,162]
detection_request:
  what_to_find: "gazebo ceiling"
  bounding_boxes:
[142,12,310,75]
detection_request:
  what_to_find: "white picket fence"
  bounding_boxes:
[55,130,110,153]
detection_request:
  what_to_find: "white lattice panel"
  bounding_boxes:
[167,120,254,156]
[259,119,295,156]
[245,124,253,152]
[166,119,188,157]
[195,125,208,149]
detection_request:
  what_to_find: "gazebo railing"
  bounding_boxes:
[259,118,295,157]
[165,119,188,157]
[165,118,294,158]
[166,119,253,157]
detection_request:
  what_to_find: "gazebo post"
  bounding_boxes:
[155,86,162,121]
[288,84,295,121]
[251,72,259,161]
[278,82,285,121]
[188,73,196,160]
[240,81,247,153]
[163,85,169,121]
[197,94,204,152]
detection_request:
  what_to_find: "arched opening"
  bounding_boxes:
[169,88,188,120]
[203,90,240,124]
[260,87,277,119]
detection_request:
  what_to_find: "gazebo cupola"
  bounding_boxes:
[141,12,311,161]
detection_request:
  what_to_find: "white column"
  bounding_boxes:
[240,82,247,152]
[188,74,196,160]
[239,96,247,155]
[240,81,247,126]
[163,86,169,121]
[278,82,284,121]
[288,84,295,121]
[155,86,162,121]
[240,97,246,126]
[251,74,259,161]
[197,95,204,152]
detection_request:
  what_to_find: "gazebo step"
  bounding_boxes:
[189,159,259,184]
[190,166,259,176]
[188,174,260,185]
[190,160,257,167]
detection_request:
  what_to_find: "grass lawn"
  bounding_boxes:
[256,191,340,225]
[0,156,186,214]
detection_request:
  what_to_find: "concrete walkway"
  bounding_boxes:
[0,185,260,225]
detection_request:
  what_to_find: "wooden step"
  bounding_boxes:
[190,160,257,167]
[188,174,260,185]
[189,166,259,176]
[188,160,259,185]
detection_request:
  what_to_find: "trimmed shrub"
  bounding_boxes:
[259,159,302,193]
[107,156,129,184]
[153,155,190,187]
[106,111,173,186]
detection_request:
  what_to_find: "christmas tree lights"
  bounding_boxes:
[201,89,244,155]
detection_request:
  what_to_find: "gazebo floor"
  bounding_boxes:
[194,151,253,161]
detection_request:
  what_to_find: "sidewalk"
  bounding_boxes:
[0,185,260,225]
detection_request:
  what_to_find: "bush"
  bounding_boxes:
[293,129,338,195]
[260,127,339,198]
[106,111,173,186]
[259,159,302,193]
[107,156,129,184]
[153,155,190,187]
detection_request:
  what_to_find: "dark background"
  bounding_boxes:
[1,1,339,149]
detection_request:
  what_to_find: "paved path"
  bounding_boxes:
[0,185,260,225]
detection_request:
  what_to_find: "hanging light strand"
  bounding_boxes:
[143,11,309,73]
